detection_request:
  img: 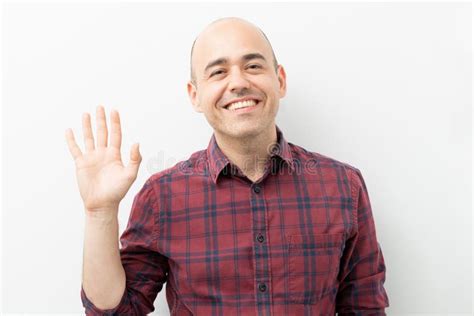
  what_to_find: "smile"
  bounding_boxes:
[225,99,259,111]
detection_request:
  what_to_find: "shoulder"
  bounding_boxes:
[288,141,360,175]
[287,141,367,194]
[288,141,367,210]
[144,148,208,187]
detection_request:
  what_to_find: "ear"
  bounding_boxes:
[276,65,287,98]
[187,80,203,113]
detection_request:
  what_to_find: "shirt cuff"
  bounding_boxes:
[80,284,128,315]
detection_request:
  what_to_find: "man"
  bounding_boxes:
[66,17,389,315]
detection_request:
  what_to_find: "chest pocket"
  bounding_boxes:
[286,232,345,304]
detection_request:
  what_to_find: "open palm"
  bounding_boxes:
[65,106,142,211]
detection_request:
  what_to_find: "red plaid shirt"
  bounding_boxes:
[81,125,389,315]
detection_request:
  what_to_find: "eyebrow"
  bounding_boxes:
[204,53,267,74]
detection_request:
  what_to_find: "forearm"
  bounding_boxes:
[82,207,126,310]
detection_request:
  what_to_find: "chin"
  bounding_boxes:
[224,123,265,139]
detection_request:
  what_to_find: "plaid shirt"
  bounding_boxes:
[81,125,389,315]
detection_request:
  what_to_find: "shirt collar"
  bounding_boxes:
[206,125,295,184]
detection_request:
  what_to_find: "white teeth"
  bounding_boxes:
[227,100,257,111]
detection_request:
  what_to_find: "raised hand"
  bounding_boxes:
[65,105,142,212]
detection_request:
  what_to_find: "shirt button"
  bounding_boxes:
[253,185,261,194]
[258,283,267,292]
[256,234,265,243]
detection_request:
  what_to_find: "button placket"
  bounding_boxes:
[253,185,261,194]
[250,183,270,304]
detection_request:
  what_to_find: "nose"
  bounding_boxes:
[227,67,251,93]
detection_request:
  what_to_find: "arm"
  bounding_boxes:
[335,168,390,315]
[81,207,126,310]
[81,180,168,315]
[65,106,167,314]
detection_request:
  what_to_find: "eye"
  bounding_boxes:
[247,64,262,69]
[210,69,225,77]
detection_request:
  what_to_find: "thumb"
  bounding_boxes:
[126,143,142,177]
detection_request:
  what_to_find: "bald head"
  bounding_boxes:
[189,17,279,85]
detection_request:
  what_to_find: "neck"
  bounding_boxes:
[214,125,278,182]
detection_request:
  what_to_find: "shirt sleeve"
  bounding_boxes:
[335,168,390,315]
[80,178,169,315]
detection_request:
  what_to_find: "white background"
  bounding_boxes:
[2,2,472,315]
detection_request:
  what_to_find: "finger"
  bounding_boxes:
[109,109,122,150]
[96,105,108,148]
[82,113,95,152]
[126,143,142,178]
[65,128,83,160]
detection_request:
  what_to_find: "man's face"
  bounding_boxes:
[187,20,287,139]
